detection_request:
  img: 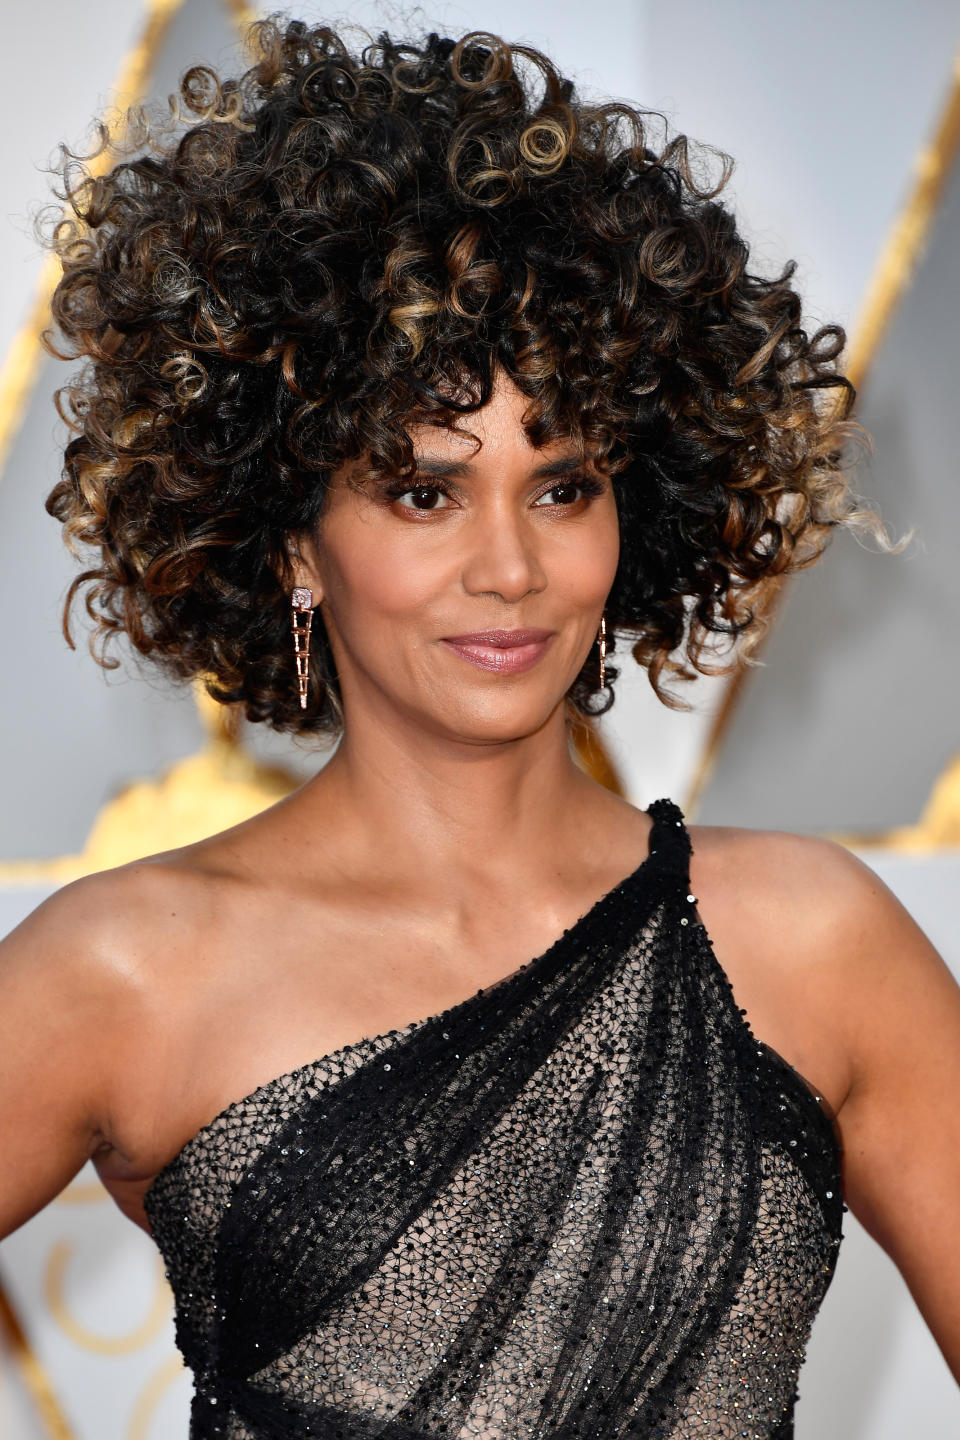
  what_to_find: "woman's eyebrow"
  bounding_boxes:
[412,456,587,480]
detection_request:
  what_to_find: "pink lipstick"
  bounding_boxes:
[440,628,556,675]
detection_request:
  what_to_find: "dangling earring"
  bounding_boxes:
[598,613,607,689]
[291,588,313,710]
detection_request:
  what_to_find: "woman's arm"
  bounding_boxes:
[820,842,960,1384]
[0,878,129,1240]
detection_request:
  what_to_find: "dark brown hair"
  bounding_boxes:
[42,15,885,735]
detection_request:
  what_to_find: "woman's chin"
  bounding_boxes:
[429,695,566,747]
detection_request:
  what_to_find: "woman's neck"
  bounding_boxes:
[288,701,618,889]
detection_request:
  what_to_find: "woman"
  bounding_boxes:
[1,17,958,1437]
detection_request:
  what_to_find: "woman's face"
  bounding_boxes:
[294,370,621,746]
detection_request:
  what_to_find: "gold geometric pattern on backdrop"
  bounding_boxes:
[0,7,261,1438]
[684,46,960,840]
[4,10,958,1440]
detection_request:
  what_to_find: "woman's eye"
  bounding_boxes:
[533,481,591,507]
[395,485,452,511]
[387,477,602,511]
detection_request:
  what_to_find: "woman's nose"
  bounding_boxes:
[459,504,548,602]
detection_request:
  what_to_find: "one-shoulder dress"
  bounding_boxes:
[144,797,845,1439]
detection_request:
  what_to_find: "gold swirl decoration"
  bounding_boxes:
[0,1282,76,1440]
[127,1353,188,1440]
[44,1246,171,1357]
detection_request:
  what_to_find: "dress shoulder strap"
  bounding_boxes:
[646,796,693,885]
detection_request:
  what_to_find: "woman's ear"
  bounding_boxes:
[285,533,325,604]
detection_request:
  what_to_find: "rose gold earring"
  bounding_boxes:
[291,588,313,710]
[598,613,607,689]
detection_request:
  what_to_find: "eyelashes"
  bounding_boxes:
[379,476,608,512]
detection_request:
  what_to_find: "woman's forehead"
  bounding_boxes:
[403,383,587,462]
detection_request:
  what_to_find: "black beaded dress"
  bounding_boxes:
[144,797,845,1439]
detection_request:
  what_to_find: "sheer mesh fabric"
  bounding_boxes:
[144,798,844,1439]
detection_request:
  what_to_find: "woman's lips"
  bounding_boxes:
[440,629,556,674]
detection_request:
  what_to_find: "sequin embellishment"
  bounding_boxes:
[144,798,844,1439]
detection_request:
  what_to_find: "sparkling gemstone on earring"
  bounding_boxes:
[291,589,314,709]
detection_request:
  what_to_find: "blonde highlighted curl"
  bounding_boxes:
[42,15,891,735]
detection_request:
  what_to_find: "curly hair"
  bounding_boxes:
[42,14,886,736]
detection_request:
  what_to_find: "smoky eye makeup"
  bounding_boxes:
[533,476,607,504]
[375,473,609,511]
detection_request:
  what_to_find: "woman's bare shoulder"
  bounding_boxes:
[684,815,940,1010]
[0,847,237,1119]
[681,820,930,1116]
[3,842,225,982]
[0,852,221,1237]
[686,818,894,944]
[688,817,956,1090]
